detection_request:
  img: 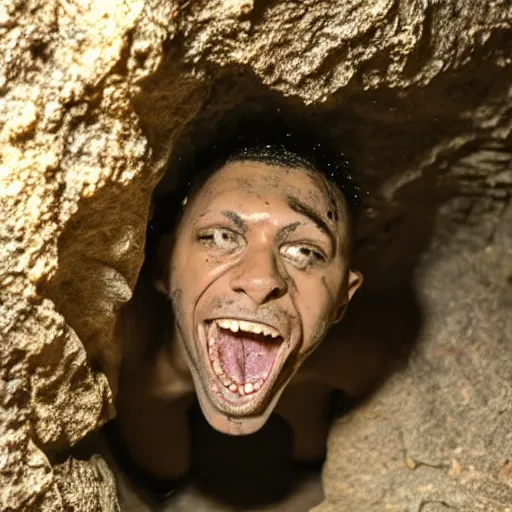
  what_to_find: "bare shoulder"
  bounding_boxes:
[117,271,168,364]
[300,294,419,398]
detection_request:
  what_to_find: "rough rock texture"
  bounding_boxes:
[0,0,510,510]
[317,203,512,512]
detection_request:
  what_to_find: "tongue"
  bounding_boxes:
[217,329,280,384]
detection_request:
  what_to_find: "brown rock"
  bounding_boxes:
[1,0,510,510]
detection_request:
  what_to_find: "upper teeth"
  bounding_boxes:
[215,319,280,338]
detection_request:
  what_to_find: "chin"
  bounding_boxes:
[196,387,279,435]
[190,317,300,435]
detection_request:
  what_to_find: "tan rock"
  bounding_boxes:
[1,0,510,510]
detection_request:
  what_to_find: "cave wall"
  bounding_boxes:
[0,0,510,510]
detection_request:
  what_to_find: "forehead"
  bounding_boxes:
[189,161,337,213]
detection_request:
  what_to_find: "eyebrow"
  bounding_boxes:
[275,221,301,244]
[221,210,247,233]
[285,195,336,254]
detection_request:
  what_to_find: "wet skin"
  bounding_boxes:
[115,161,363,482]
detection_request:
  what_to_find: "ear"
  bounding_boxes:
[347,268,363,301]
[152,233,172,296]
[333,269,363,324]
[153,277,169,296]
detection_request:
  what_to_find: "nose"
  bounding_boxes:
[230,248,288,305]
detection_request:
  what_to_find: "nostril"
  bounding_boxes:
[231,283,284,304]
[267,287,282,301]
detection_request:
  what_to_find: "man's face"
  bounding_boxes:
[165,161,362,435]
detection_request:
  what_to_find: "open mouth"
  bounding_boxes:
[205,319,285,398]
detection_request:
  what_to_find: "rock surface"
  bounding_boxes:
[0,0,510,510]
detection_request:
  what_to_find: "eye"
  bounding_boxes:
[280,244,326,270]
[197,228,243,252]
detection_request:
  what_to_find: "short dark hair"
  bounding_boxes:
[150,113,361,240]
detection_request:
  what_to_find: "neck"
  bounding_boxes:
[117,270,194,399]
[149,327,194,398]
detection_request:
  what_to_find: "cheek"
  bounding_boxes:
[302,297,331,344]
[170,244,204,318]
[296,280,332,339]
[171,243,232,314]
[295,270,344,348]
